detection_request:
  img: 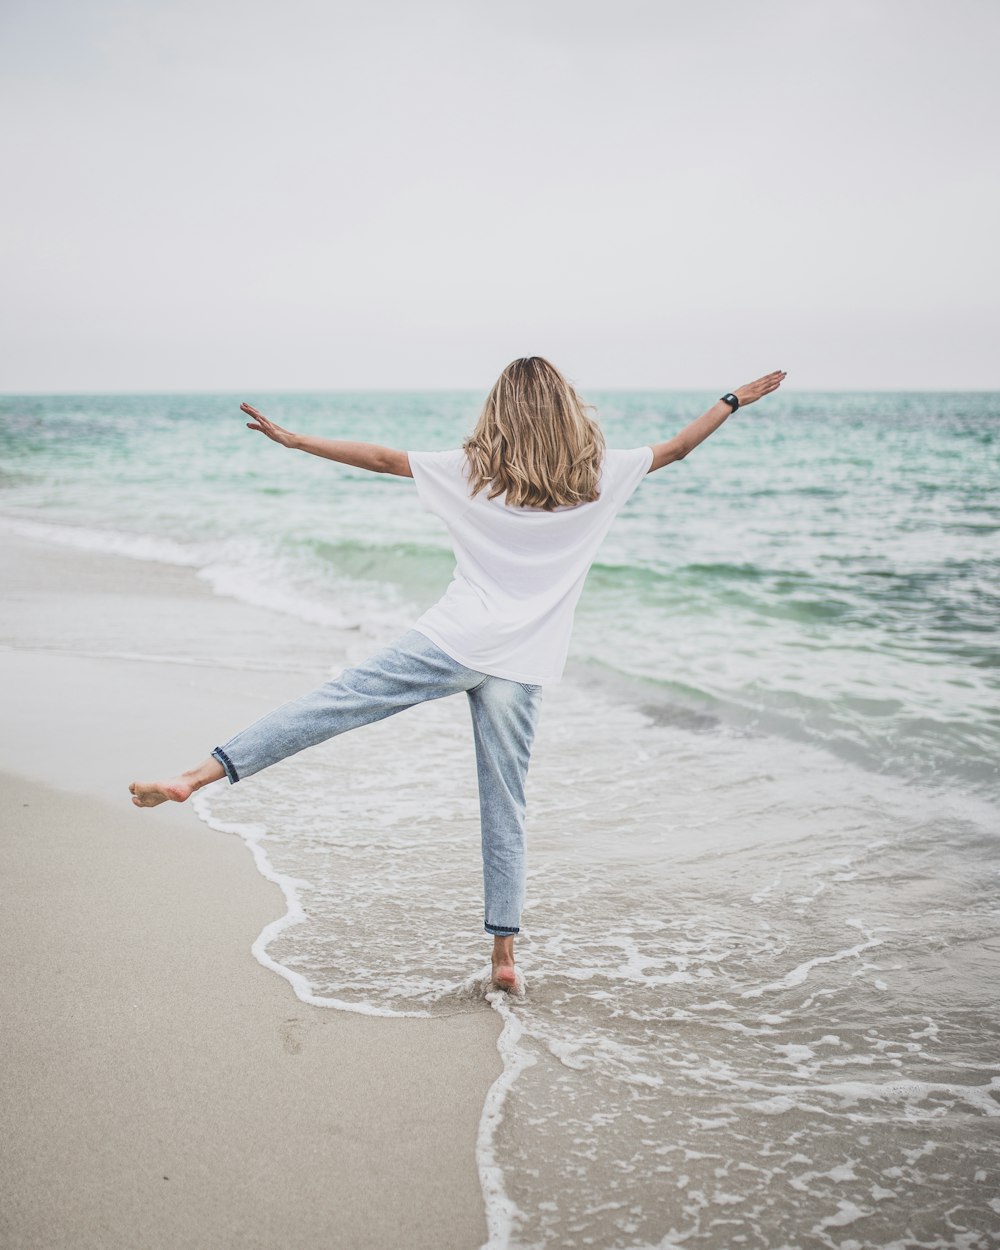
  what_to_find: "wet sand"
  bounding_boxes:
[0,533,501,1249]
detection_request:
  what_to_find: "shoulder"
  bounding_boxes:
[595,446,654,507]
[602,446,654,479]
[407,447,469,474]
[407,448,473,516]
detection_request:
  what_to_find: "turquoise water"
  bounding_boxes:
[2,389,998,798]
[3,389,999,1249]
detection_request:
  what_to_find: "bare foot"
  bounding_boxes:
[129,757,225,808]
[491,964,518,991]
[129,778,195,807]
[491,935,518,991]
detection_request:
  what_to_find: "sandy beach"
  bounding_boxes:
[0,533,501,1250]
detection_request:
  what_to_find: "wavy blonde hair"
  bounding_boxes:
[463,357,606,511]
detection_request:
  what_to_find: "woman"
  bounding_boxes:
[130,357,786,990]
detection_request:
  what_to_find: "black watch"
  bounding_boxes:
[720,392,740,412]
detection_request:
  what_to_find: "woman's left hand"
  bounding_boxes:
[732,371,787,408]
[240,403,298,448]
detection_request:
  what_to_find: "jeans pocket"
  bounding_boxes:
[518,682,543,694]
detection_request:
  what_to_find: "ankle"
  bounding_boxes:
[181,758,225,792]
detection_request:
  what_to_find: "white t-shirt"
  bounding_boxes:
[407,445,654,685]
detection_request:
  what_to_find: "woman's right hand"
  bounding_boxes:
[240,403,298,448]
[733,370,787,407]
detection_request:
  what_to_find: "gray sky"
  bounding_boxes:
[1,0,997,392]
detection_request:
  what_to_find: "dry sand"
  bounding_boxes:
[0,533,502,1250]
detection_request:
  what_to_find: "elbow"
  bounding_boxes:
[370,448,395,474]
[374,448,408,476]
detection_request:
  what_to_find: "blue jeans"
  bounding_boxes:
[211,629,543,936]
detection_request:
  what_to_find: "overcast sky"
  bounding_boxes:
[1,0,997,392]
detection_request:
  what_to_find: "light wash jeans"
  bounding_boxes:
[211,628,543,936]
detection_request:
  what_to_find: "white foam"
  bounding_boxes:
[813,1199,869,1230]
[725,1073,1000,1117]
[1,515,207,566]
[740,921,885,999]
[1,513,406,645]
[190,787,430,1019]
[476,992,537,1250]
[546,1039,588,1070]
[198,559,356,630]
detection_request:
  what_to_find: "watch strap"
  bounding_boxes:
[720,392,740,412]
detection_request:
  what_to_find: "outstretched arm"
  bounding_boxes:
[240,403,413,477]
[647,370,787,472]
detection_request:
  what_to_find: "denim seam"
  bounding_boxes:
[485,923,519,935]
[212,746,239,785]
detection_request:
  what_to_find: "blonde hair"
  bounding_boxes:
[463,357,606,511]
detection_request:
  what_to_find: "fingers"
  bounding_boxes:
[736,370,786,407]
[755,370,786,393]
[241,402,274,436]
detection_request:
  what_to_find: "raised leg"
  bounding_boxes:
[209,630,484,783]
[129,630,486,805]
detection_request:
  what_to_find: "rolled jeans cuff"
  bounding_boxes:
[212,746,240,785]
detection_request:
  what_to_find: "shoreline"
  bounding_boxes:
[0,532,502,1249]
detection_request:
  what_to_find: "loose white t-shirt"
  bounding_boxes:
[406,445,654,685]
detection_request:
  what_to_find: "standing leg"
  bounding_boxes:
[466,677,543,986]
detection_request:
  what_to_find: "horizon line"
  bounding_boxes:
[2,385,999,398]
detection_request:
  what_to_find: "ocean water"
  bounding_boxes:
[3,389,999,1248]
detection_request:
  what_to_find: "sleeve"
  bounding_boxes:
[603,446,654,509]
[407,448,472,521]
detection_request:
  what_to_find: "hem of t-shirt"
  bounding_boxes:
[410,626,560,687]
